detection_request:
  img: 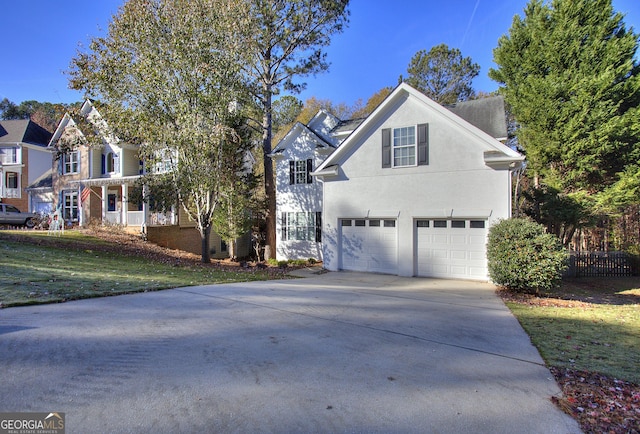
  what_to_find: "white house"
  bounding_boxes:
[311,83,524,280]
[271,109,363,261]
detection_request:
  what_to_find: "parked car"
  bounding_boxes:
[0,204,37,228]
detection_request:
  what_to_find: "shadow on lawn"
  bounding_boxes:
[548,277,640,306]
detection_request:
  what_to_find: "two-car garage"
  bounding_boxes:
[339,217,489,280]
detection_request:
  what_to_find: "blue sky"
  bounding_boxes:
[2,0,639,108]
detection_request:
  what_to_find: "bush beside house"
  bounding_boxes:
[487,218,568,293]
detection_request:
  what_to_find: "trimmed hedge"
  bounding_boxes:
[487,218,568,293]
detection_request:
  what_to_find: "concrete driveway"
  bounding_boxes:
[0,271,580,433]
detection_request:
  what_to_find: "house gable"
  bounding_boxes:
[314,83,522,179]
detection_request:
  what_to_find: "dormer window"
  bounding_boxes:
[289,159,313,184]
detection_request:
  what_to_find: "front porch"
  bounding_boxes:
[74,176,176,229]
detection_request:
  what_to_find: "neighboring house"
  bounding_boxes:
[275,83,523,280]
[0,119,52,212]
[49,100,148,228]
[48,100,249,258]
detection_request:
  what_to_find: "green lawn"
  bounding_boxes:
[503,280,640,384]
[0,230,281,307]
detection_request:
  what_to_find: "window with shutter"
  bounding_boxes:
[382,124,429,168]
[289,159,312,184]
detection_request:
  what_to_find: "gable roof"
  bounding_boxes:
[315,83,523,174]
[0,119,52,147]
[271,121,333,156]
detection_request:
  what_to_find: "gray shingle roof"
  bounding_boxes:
[331,118,366,135]
[445,96,507,139]
[0,119,52,146]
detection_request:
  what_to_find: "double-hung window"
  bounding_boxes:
[289,159,313,184]
[63,190,79,222]
[382,123,429,168]
[393,126,416,167]
[63,151,80,174]
[281,211,322,242]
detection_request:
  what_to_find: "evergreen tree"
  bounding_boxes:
[489,0,640,202]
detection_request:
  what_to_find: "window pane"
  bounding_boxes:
[341,219,352,226]
[369,219,380,227]
[295,160,307,184]
[452,220,466,228]
[355,219,366,226]
[384,220,396,227]
[416,220,429,227]
[470,220,485,229]
[434,220,447,228]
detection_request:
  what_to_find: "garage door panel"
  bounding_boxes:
[451,250,467,260]
[416,219,488,280]
[341,220,397,274]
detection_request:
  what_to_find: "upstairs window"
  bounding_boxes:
[289,159,313,184]
[393,126,416,167]
[0,147,18,164]
[63,151,80,174]
[102,152,120,174]
[382,123,429,168]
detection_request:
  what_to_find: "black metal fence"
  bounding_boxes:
[565,251,639,277]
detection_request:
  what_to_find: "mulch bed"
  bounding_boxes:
[497,290,640,434]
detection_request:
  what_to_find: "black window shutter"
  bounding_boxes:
[306,159,313,183]
[382,128,391,168]
[101,154,106,174]
[315,212,322,242]
[281,212,287,240]
[289,161,295,185]
[417,123,429,166]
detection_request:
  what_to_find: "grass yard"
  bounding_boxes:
[0,229,291,307]
[499,279,640,433]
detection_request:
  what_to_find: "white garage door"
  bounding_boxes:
[415,219,488,280]
[341,218,397,274]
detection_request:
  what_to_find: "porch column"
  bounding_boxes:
[102,185,108,223]
[121,183,128,226]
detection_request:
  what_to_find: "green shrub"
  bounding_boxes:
[487,218,568,294]
[289,259,308,266]
[266,258,279,266]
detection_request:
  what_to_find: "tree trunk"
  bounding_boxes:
[200,225,211,263]
[262,84,276,260]
[228,239,237,261]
